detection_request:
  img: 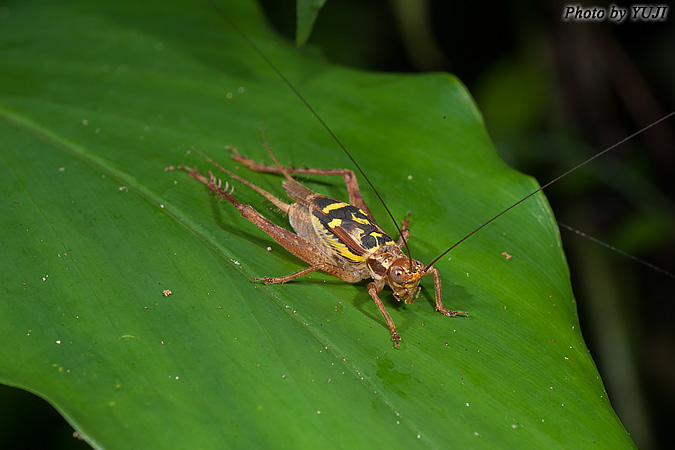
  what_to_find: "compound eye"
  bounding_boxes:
[390,266,405,284]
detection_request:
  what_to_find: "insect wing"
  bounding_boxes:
[310,196,395,263]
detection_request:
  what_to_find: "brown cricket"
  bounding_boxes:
[177,141,467,346]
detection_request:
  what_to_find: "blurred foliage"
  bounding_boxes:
[295,0,327,46]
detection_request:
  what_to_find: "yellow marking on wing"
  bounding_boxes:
[350,213,371,225]
[335,245,364,262]
[345,227,383,259]
[327,218,342,228]
[311,215,365,263]
[321,202,350,213]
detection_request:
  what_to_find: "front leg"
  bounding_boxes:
[367,282,401,346]
[426,266,469,317]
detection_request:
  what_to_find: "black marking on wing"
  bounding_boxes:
[311,196,394,262]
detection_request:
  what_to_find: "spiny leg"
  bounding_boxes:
[367,282,401,346]
[177,165,365,284]
[228,146,373,218]
[426,266,468,317]
[178,165,321,261]
[185,150,290,213]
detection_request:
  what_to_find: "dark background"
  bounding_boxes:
[2,1,673,449]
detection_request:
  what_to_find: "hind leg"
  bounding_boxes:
[228,146,373,218]
[185,149,290,213]
[176,165,364,284]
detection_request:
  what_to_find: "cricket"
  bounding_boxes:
[178,137,467,346]
[176,3,674,346]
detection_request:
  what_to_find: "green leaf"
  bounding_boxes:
[296,0,327,46]
[0,0,634,448]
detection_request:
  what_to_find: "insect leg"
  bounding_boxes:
[180,165,320,254]
[179,165,366,283]
[255,264,330,284]
[396,212,411,247]
[367,282,401,346]
[425,266,469,318]
[229,146,373,217]
[182,153,291,213]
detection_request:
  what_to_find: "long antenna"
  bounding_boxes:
[208,0,413,266]
[425,111,675,269]
[556,222,675,279]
